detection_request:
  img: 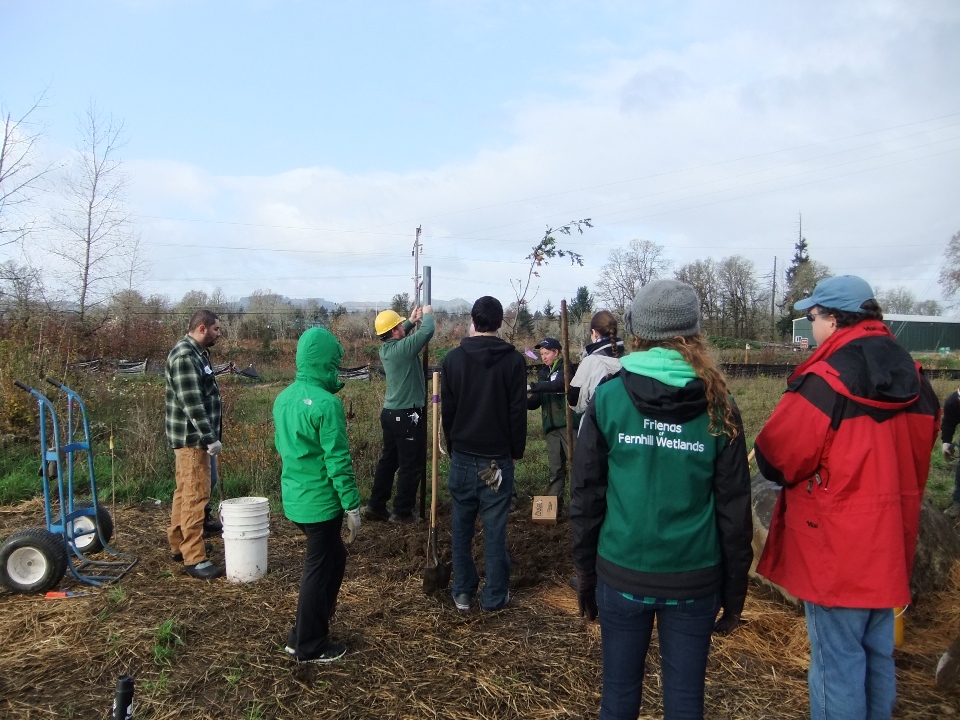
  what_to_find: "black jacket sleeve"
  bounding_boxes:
[712,399,753,617]
[943,391,960,443]
[509,353,528,459]
[440,357,457,455]
[570,401,608,577]
[529,361,569,394]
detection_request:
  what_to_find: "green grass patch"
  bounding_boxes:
[2,371,954,513]
[152,618,185,665]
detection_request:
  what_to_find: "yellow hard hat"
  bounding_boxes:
[375,309,404,336]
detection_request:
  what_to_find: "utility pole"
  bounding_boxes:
[771,256,777,341]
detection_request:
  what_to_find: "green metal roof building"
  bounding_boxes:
[792,314,960,353]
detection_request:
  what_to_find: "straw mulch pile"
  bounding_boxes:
[1,498,959,719]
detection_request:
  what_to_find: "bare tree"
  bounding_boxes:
[245,289,295,341]
[675,258,720,334]
[0,92,54,249]
[876,286,917,315]
[51,102,135,320]
[915,300,942,316]
[594,239,671,314]
[939,229,960,303]
[0,259,46,319]
[717,255,766,338]
[176,289,210,315]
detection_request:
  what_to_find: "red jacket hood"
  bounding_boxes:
[790,320,923,412]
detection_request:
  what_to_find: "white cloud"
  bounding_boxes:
[111,1,960,310]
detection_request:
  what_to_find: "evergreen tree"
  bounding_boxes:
[515,304,535,336]
[776,232,830,338]
[542,299,556,322]
[568,286,593,323]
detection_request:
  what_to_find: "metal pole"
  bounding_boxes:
[561,300,574,475]
[413,226,422,309]
[420,265,431,521]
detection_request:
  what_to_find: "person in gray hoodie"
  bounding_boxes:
[568,310,624,418]
[440,296,527,612]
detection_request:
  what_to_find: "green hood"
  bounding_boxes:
[620,347,697,387]
[295,328,345,393]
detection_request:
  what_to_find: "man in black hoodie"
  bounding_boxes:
[440,296,528,612]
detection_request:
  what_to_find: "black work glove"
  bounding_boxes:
[713,611,744,635]
[577,572,598,621]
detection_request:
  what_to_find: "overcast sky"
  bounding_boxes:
[3,0,959,311]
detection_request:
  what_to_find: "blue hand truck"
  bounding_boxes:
[0,378,137,593]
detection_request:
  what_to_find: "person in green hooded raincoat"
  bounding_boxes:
[274,327,361,663]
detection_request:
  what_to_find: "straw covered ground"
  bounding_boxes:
[1,498,960,719]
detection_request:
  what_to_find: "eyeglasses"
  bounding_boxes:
[805,312,819,322]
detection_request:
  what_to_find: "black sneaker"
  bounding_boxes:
[286,643,347,663]
[361,505,390,522]
[184,561,224,580]
[453,593,473,612]
[388,513,421,525]
[170,541,213,563]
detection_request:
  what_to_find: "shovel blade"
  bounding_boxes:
[423,527,452,594]
[423,560,452,594]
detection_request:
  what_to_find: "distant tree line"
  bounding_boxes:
[1,91,953,362]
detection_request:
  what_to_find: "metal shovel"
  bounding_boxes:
[423,372,451,594]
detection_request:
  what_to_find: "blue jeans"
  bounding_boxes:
[205,456,219,515]
[597,578,720,720]
[805,603,895,720]
[447,452,513,610]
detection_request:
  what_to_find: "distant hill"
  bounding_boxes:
[341,298,472,313]
[236,296,472,313]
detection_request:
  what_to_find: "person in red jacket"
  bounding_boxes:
[754,275,940,720]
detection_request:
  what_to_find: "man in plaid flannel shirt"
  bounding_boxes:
[165,309,225,580]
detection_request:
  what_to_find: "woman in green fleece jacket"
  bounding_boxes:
[571,280,752,720]
[274,327,361,664]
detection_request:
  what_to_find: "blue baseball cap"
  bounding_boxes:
[794,275,875,313]
[535,337,562,351]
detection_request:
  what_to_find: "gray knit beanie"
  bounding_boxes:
[624,279,701,340]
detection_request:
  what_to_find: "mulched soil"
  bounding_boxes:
[1,498,959,719]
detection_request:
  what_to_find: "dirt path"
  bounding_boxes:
[0,500,957,719]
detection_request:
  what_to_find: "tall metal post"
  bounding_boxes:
[419,264,431,521]
[412,226,422,308]
[561,300,574,474]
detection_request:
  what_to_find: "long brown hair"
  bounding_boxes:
[632,334,738,440]
[590,310,620,357]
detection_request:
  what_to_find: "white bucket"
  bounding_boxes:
[219,497,270,583]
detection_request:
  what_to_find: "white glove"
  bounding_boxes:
[206,441,223,456]
[345,507,361,544]
[944,442,955,459]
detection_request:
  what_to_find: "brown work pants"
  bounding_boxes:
[168,447,211,565]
